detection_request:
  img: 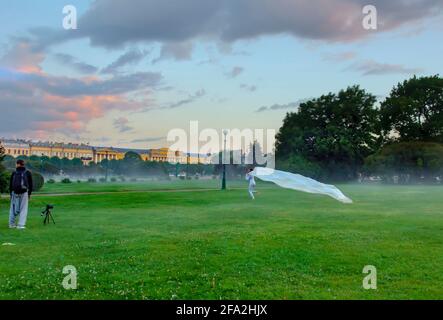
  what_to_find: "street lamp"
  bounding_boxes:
[40,153,44,172]
[186,152,190,178]
[174,151,180,178]
[221,129,228,190]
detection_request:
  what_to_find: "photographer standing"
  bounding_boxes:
[9,159,33,229]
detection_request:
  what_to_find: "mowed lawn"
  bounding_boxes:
[0,181,442,300]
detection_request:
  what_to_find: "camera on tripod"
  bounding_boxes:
[41,204,55,225]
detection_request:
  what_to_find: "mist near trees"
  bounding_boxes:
[275,75,443,183]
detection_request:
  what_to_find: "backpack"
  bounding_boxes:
[12,170,29,194]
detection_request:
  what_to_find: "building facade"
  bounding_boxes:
[29,142,94,164]
[93,148,124,163]
[0,140,30,157]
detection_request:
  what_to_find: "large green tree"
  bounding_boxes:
[276,86,380,180]
[380,75,443,142]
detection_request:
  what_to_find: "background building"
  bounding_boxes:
[29,142,94,164]
[93,147,123,163]
[0,139,213,165]
[0,139,30,157]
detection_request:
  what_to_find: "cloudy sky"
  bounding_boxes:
[0,0,442,149]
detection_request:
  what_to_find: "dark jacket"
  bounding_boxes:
[10,167,33,197]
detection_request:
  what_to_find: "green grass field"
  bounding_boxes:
[0,180,442,300]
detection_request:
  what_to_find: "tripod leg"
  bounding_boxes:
[50,212,55,224]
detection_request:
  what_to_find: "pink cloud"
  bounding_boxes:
[39,94,142,132]
[0,39,160,138]
[0,41,44,74]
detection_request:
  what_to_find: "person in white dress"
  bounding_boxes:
[245,168,256,199]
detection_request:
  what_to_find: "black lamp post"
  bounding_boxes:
[175,162,179,178]
[221,129,228,190]
[186,153,190,178]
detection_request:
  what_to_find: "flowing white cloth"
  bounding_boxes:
[253,167,353,204]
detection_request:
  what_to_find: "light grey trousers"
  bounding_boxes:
[248,183,256,199]
[9,192,29,228]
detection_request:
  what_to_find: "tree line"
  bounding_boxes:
[0,150,217,180]
[275,75,443,183]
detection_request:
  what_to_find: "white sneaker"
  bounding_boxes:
[9,225,16,229]
[16,226,26,230]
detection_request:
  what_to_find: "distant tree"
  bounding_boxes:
[380,75,443,142]
[213,150,247,178]
[29,155,40,161]
[107,159,120,173]
[71,158,84,174]
[100,158,109,167]
[16,155,29,161]
[61,157,72,170]
[87,162,104,175]
[124,151,142,161]
[276,154,323,179]
[276,86,380,181]
[72,158,83,167]
[120,151,144,176]
[364,141,443,183]
[0,145,9,193]
[247,141,264,167]
[32,172,45,191]
[49,156,62,169]
[142,161,169,177]
[40,162,60,175]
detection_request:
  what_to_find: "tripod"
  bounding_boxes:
[42,207,55,225]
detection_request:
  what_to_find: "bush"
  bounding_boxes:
[61,178,71,184]
[0,146,8,193]
[179,176,185,180]
[0,171,9,193]
[88,178,97,183]
[364,142,443,184]
[77,180,82,183]
[130,178,137,182]
[277,155,324,180]
[0,171,45,193]
[110,177,117,182]
[32,172,45,191]
[119,176,126,182]
[47,179,56,184]
[99,178,107,183]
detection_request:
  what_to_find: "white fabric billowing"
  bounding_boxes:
[253,167,353,204]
